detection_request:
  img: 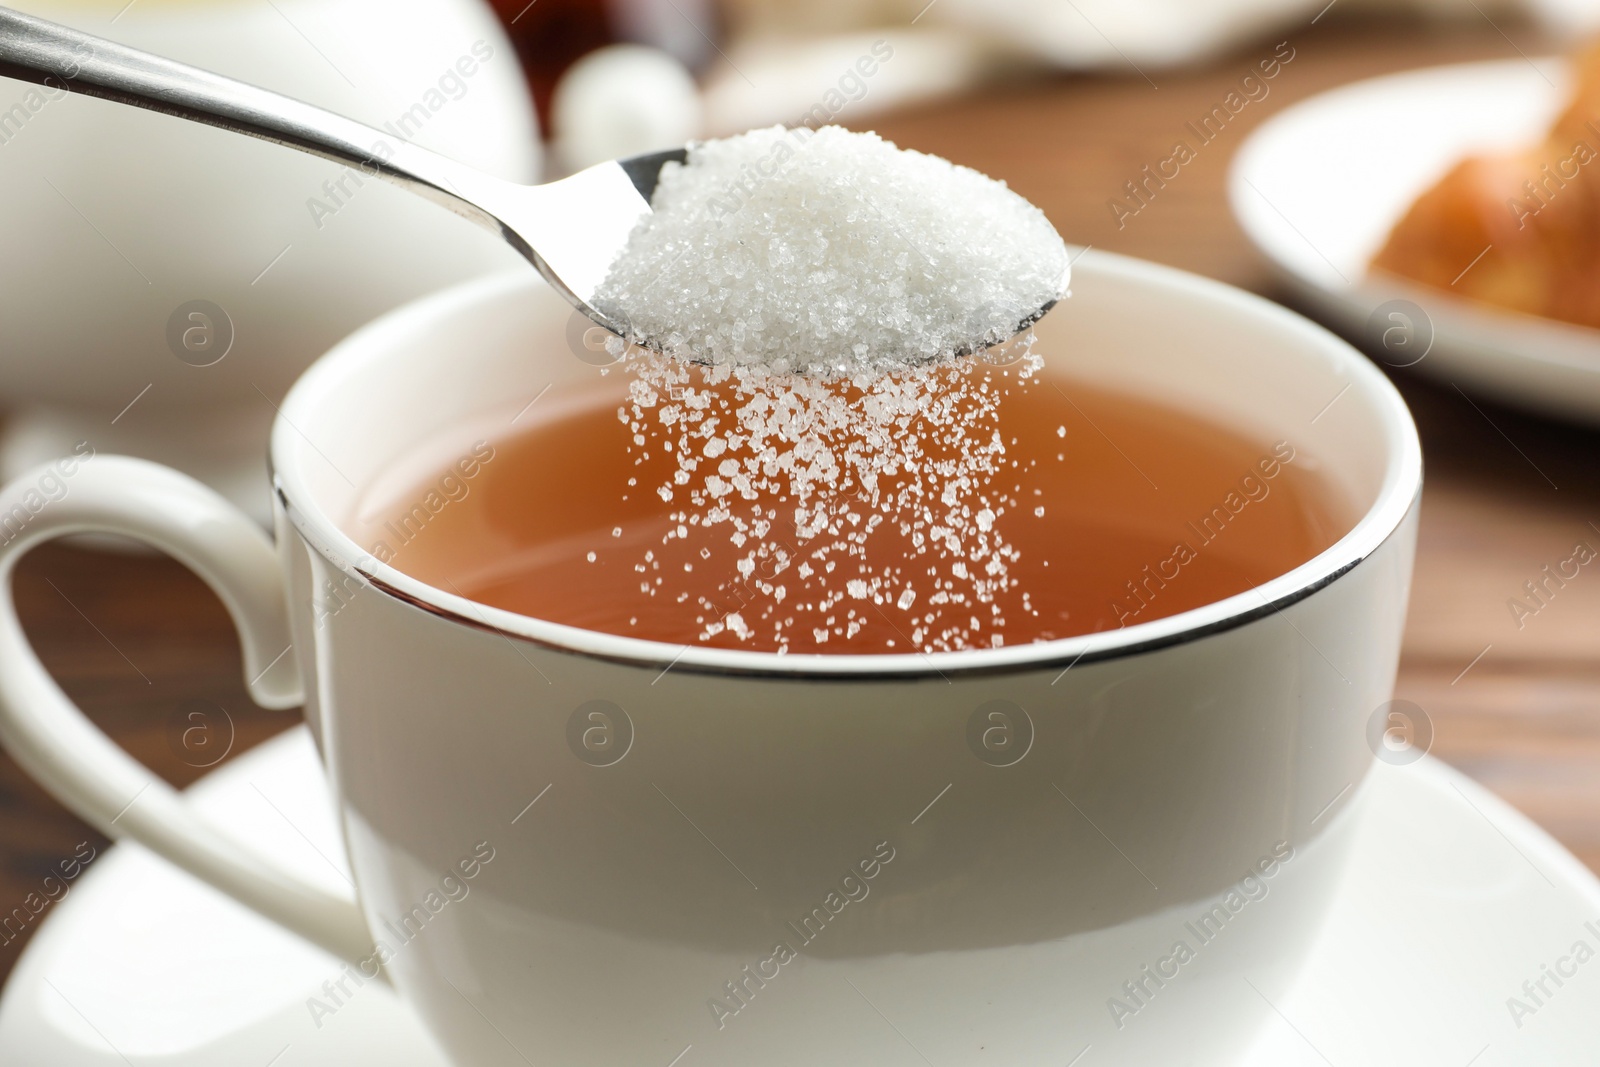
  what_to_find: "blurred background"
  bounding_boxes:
[2,0,1599,1003]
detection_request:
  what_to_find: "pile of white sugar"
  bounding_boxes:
[593,125,1069,374]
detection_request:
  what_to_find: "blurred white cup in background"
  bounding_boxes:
[0,0,540,524]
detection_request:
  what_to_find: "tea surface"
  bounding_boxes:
[353,374,1345,654]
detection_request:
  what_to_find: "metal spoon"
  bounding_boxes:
[0,6,685,341]
[0,7,1061,358]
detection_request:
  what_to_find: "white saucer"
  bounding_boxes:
[0,727,449,1066]
[3,728,1597,1065]
[1230,57,1600,425]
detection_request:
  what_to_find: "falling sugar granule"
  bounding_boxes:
[617,348,1043,652]
[592,125,1069,653]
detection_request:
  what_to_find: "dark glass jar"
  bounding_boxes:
[486,0,721,129]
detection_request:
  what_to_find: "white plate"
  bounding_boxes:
[1230,57,1600,424]
[2,727,1597,1065]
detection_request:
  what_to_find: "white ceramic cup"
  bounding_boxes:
[0,252,1421,1065]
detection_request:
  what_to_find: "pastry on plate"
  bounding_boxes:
[1373,44,1600,329]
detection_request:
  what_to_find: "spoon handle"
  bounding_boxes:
[0,6,499,226]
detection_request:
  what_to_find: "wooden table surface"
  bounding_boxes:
[4,11,1598,987]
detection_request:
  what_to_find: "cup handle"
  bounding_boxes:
[0,455,375,967]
